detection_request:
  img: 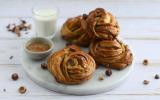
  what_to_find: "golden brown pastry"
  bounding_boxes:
[60,8,132,71]
[83,8,120,40]
[61,15,91,47]
[47,45,96,84]
[89,39,133,70]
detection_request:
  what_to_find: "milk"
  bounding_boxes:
[33,9,57,38]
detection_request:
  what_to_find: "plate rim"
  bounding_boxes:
[21,38,135,95]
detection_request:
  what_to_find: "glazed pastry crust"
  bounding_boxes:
[61,16,91,47]
[83,8,120,40]
[89,39,133,70]
[61,8,120,47]
[60,8,133,71]
[47,45,96,84]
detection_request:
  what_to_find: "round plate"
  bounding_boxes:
[21,34,134,95]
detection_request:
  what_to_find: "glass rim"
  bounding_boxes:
[32,6,58,17]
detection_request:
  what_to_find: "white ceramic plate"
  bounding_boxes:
[21,33,134,95]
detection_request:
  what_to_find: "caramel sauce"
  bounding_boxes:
[27,42,50,52]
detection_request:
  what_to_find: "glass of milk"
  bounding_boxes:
[32,6,58,38]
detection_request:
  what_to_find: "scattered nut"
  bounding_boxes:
[105,68,112,76]
[6,19,31,37]
[41,63,48,69]
[98,76,104,81]
[143,59,148,65]
[18,86,26,94]
[143,80,149,85]
[155,74,159,79]
[7,24,16,31]
[3,89,6,92]
[11,73,19,81]
[9,56,13,60]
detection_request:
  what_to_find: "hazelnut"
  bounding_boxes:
[155,74,159,79]
[143,59,148,65]
[18,86,26,94]
[105,68,112,76]
[143,80,149,85]
[41,63,48,69]
[6,19,31,37]
[11,73,19,81]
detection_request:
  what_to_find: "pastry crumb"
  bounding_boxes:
[98,76,104,81]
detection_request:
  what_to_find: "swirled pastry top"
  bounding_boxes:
[89,39,133,70]
[84,8,120,40]
[47,45,96,84]
[61,16,91,47]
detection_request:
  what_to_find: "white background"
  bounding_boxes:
[0,0,160,99]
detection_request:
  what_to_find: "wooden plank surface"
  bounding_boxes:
[1,18,160,39]
[0,0,160,18]
[1,0,160,99]
[1,39,160,64]
[0,64,160,95]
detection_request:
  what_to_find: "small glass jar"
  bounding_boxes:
[32,6,58,38]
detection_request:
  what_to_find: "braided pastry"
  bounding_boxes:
[89,39,133,70]
[47,45,96,84]
[83,8,120,40]
[61,15,91,47]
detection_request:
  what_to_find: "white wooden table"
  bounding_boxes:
[1,0,160,99]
